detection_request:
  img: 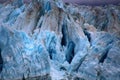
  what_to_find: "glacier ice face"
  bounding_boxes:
[0,27,51,80]
[0,0,120,80]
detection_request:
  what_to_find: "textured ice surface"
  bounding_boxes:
[0,0,120,80]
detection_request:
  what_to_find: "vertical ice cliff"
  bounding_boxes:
[0,0,120,80]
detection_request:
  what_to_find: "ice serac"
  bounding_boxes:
[0,0,120,80]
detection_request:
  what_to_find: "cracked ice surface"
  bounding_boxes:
[0,0,120,80]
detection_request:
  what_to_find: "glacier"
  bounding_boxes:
[0,0,120,80]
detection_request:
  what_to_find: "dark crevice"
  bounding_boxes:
[65,3,70,6]
[0,48,3,73]
[78,55,87,71]
[83,30,91,45]
[66,41,75,63]
[31,2,41,34]
[39,8,45,16]
[96,69,106,80]
[39,20,43,28]
[48,37,56,60]
[40,1,51,16]
[74,54,88,72]
[74,77,85,80]
[99,48,109,63]
[67,15,70,20]
[61,20,68,46]
[22,74,25,80]
[58,8,63,33]
[44,1,51,13]
[36,11,42,28]
[49,49,52,59]
[60,66,67,71]
[48,47,56,60]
